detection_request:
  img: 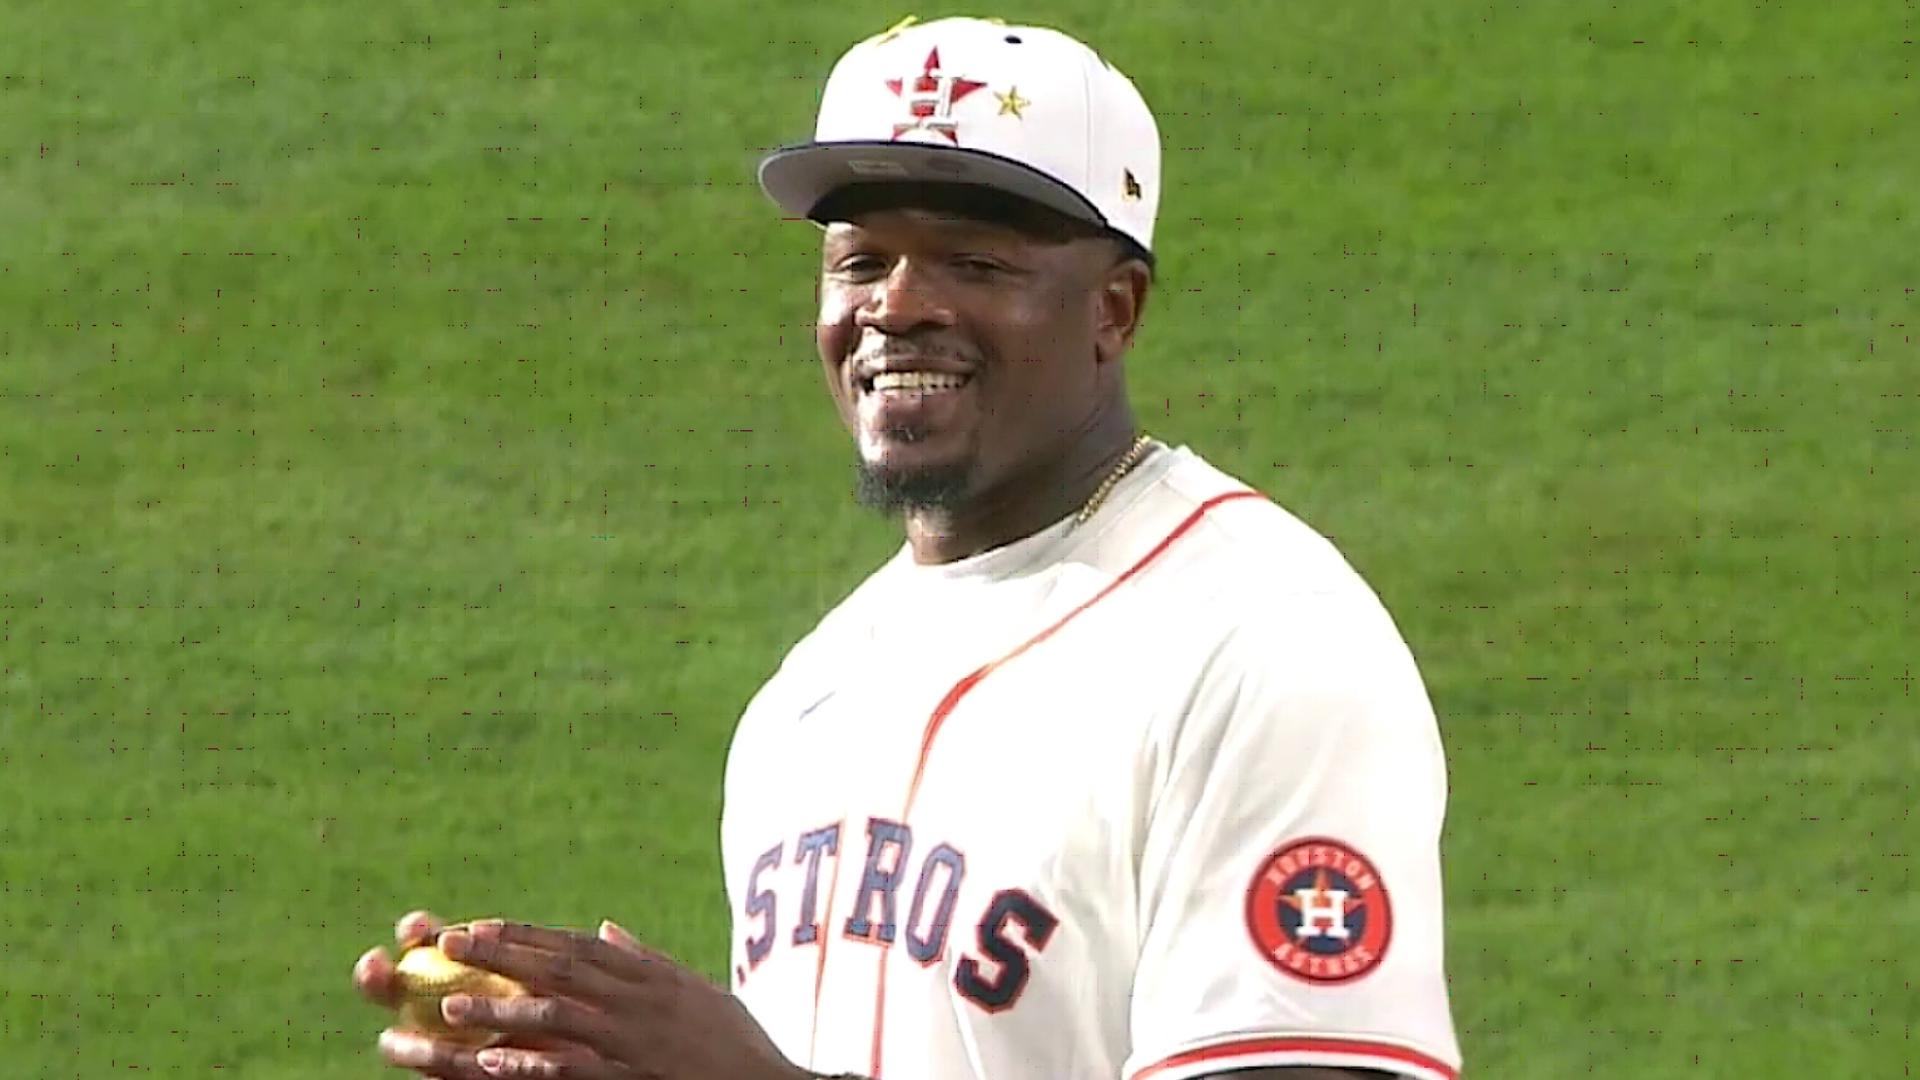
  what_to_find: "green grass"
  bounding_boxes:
[1,1,1912,1076]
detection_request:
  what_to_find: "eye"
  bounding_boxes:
[829,254,888,281]
[951,255,1009,278]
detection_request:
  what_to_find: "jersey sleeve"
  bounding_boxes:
[1123,576,1464,1080]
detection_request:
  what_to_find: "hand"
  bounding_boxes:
[353,908,446,1010]
[365,914,810,1080]
[352,910,591,1079]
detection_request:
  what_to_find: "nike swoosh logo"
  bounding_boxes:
[795,689,836,723]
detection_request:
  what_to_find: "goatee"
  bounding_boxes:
[852,437,972,514]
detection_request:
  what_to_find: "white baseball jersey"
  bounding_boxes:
[721,444,1462,1080]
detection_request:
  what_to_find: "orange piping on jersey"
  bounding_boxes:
[806,817,848,1067]
[868,489,1265,1078]
[1132,1035,1459,1080]
[902,490,1263,811]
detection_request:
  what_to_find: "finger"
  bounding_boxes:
[379,1028,490,1080]
[397,910,448,949]
[453,921,666,986]
[441,927,631,997]
[445,992,610,1045]
[355,946,402,1008]
[465,921,595,955]
[472,1044,610,1079]
[595,920,662,961]
[473,1045,561,1078]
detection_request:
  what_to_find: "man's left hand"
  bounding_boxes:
[377,919,808,1080]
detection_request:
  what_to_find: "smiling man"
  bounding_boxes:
[356,16,1463,1080]
[812,180,1147,562]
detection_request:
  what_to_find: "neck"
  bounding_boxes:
[903,408,1141,565]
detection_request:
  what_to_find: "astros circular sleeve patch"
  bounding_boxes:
[1245,837,1393,984]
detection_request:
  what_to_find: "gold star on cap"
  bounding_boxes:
[872,15,918,44]
[995,86,1031,118]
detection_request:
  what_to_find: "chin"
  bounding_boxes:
[852,438,975,513]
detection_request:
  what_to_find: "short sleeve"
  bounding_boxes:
[1124,580,1464,1080]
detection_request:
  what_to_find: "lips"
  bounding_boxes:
[866,370,972,394]
[851,356,975,442]
[852,351,975,396]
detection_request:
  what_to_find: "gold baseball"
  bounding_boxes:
[391,942,528,1048]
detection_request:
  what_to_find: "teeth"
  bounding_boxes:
[871,371,968,392]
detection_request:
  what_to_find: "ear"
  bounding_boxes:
[1093,256,1152,365]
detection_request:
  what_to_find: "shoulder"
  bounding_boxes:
[768,544,912,675]
[724,546,905,749]
[1116,451,1440,755]
[1121,448,1404,651]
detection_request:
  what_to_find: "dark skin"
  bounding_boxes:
[354,913,1381,1079]
[816,204,1148,563]
[353,199,1381,1079]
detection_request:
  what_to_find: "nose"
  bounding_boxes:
[856,257,957,336]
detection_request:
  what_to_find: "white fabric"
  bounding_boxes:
[759,16,1163,252]
[721,445,1462,1080]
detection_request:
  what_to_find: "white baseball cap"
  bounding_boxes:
[758,16,1163,255]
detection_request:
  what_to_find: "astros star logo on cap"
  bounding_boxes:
[758,17,1165,255]
[885,48,987,143]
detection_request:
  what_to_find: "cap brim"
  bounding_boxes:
[758,141,1107,230]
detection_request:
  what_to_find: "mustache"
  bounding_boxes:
[851,338,978,368]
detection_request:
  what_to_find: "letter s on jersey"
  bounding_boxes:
[953,888,1059,1012]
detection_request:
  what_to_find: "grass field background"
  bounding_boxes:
[1,1,1913,1076]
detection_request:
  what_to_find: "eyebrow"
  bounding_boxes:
[823,216,1032,248]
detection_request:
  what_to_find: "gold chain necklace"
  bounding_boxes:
[1074,434,1156,527]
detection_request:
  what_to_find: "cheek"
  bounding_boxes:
[987,294,1095,381]
[816,289,859,421]
[816,290,856,367]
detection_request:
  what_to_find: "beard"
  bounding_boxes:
[851,427,974,514]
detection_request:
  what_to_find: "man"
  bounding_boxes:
[355,16,1463,1080]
